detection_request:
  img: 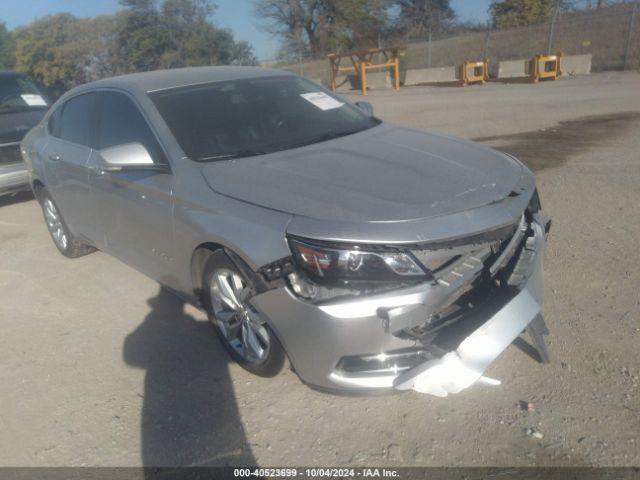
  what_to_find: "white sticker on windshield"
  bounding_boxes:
[300,92,344,111]
[21,94,47,107]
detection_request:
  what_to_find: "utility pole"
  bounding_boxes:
[425,0,432,68]
[427,24,432,68]
[548,0,561,55]
[483,21,492,60]
[623,2,638,70]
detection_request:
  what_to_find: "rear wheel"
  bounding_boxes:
[38,188,95,258]
[202,250,285,377]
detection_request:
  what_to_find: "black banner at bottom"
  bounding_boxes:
[0,468,639,480]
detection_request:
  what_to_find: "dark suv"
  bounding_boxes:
[1,72,50,196]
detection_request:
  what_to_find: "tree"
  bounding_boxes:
[0,22,15,70]
[114,0,256,72]
[392,0,456,40]
[15,14,81,90]
[113,0,168,73]
[13,14,118,94]
[157,0,256,68]
[12,0,257,93]
[489,0,570,28]
[255,0,390,60]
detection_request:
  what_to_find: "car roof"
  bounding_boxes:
[74,66,292,94]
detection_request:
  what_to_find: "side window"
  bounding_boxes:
[47,107,62,137]
[59,93,96,146]
[97,92,165,163]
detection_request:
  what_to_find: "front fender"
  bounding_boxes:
[172,191,292,300]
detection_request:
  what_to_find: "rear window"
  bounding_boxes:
[0,75,49,113]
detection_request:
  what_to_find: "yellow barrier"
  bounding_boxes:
[458,60,489,86]
[530,53,562,82]
[328,47,404,96]
[360,59,400,96]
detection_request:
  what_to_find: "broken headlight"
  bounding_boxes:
[288,238,427,285]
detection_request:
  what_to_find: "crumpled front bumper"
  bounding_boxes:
[251,215,548,396]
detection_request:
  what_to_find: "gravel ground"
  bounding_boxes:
[0,71,639,467]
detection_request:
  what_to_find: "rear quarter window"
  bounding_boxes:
[47,107,62,137]
[59,93,97,146]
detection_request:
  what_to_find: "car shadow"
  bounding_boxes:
[0,190,34,207]
[123,287,255,470]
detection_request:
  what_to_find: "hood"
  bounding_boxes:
[200,123,523,224]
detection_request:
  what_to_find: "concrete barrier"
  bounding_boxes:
[365,71,392,89]
[405,66,457,85]
[498,59,530,78]
[333,70,399,91]
[561,54,592,76]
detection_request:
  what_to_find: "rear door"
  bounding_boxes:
[86,90,174,281]
[42,92,97,237]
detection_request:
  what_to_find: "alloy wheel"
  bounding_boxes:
[209,268,270,363]
[43,198,68,251]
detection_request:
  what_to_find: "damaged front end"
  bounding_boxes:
[251,193,551,397]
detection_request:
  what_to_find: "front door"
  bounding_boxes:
[87,90,175,282]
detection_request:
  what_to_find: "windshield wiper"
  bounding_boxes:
[198,149,267,161]
[291,127,367,149]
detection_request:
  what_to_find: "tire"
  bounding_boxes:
[202,250,286,377]
[38,187,96,258]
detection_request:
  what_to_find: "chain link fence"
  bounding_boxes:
[266,2,640,86]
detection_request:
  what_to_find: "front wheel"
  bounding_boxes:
[202,251,286,377]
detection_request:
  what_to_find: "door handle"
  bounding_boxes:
[48,153,62,162]
[89,165,106,175]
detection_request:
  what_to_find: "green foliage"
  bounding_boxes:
[10,0,257,92]
[156,0,256,68]
[14,14,84,91]
[256,0,460,60]
[113,3,168,72]
[392,0,456,39]
[256,0,391,60]
[490,0,555,28]
[0,22,16,70]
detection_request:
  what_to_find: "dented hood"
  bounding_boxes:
[201,123,523,224]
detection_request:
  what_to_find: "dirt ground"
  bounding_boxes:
[1,71,639,468]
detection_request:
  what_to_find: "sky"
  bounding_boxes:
[0,0,493,61]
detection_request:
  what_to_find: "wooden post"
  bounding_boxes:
[361,62,367,96]
[332,58,338,91]
[394,57,400,90]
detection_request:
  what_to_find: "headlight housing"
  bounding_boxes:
[288,238,427,285]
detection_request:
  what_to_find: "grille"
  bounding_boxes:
[404,216,528,335]
[0,144,22,166]
[411,218,521,279]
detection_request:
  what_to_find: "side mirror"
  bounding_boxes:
[99,142,168,173]
[355,101,374,117]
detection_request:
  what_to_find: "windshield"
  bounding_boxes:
[149,75,380,161]
[0,75,50,113]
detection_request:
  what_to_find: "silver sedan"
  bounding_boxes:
[21,66,551,396]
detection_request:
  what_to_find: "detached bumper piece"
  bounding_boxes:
[391,217,548,396]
